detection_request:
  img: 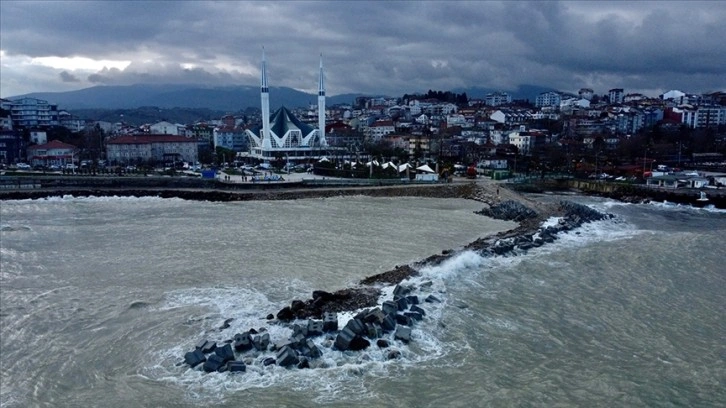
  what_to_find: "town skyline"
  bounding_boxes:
[1,1,725,98]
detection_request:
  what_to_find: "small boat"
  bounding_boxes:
[697,191,709,202]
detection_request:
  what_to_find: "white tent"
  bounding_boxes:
[365,160,380,167]
[381,161,396,170]
[318,156,330,162]
[416,164,436,173]
[397,163,413,172]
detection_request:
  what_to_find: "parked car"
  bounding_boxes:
[16,163,31,170]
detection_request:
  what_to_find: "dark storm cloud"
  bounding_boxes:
[59,71,80,83]
[1,1,724,97]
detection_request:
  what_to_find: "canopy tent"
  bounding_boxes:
[416,164,436,173]
[397,163,413,172]
[365,160,380,167]
[318,156,330,162]
[381,161,397,170]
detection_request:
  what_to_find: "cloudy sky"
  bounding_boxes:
[1,1,725,98]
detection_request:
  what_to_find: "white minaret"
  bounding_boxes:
[261,48,272,149]
[318,54,327,147]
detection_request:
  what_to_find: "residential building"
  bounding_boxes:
[681,105,726,128]
[213,126,247,152]
[407,135,431,158]
[58,111,86,132]
[608,88,624,104]
[29,130,48,145]
[485,91,512,107]
[6,98,59,127]
[105,134,198,165]
[535,91,562,108]
[0,107,12,130]
[0,130,25,164]
[150,121,185,135]
[27,139,78,167]
[368,120,396,140]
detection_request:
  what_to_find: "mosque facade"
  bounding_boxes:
[245,51,332,164]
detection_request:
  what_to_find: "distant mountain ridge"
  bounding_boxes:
[6,83,556,111]
[7,84,362,111]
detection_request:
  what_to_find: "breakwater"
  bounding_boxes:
[180,191,611,375]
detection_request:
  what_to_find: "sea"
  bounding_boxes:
[1,193,724,407]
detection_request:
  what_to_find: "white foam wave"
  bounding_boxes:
[648,200,726,214]
[145,282,456,404]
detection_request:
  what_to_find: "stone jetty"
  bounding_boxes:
[180,183,614,374]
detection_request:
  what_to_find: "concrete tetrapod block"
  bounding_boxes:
[354,309,370,321]
[272,339,292,352]
[382,300,399,316]
[227,361,246,372]
[201,341,217,354]
[301,339,322,359]
[195,339,217,354]
[344,318,366,336]
[394,296,409,311]
[364,308,386,324]
[381,314,397,332]
[406,295,420,305]
[203,354,226,372]
[410,305,426,316]
[366,323,383,339]
[195,338,209,350]
[334,327,356,351]
[184,349,206,368]
[233,332,252,352]
[404,311,423,322]
[288,333,307,349]
[323,312,338,332]
[215,344,235,363]
[307,319,324,336]
[394,326,412,344]
[276,346,300,367]
[292,323,308,337]
[393,284,411,297]
[252,333,270,351]
[395,314,412,326]
[425,294,441,303]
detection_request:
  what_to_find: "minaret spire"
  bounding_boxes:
[318,53,325,97]
[260,47,271,149]
[318,53,327,147]
[261,47,268,92]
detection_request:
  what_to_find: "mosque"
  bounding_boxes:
[245,51,333,164]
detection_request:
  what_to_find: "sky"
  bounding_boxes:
[1,1,725,99]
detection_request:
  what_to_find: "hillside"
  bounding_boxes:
[8,84,362,111]
[6,83,555,111]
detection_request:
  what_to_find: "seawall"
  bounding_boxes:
[0,175,479,202]
[513,178,726,209]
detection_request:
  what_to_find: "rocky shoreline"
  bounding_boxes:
[180,184,613,374]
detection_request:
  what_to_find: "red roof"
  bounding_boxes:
[107,134,196,144]
[28,139,77,150]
